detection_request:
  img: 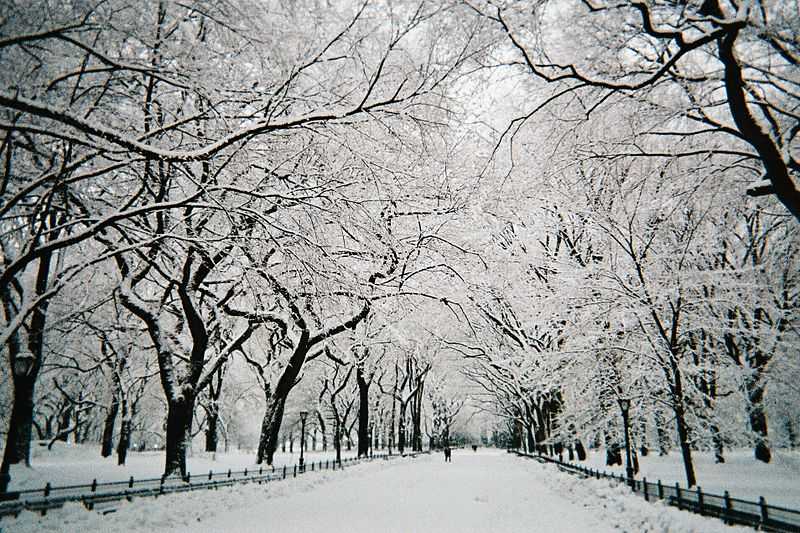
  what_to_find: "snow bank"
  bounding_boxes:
[6,455,395,533]
[10,441,358,492]
[579,448,800,509]
[533,459,752,533]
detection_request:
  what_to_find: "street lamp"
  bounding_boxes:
[299,410,308,471]
[618,398,634,490]
[13,351,35,377]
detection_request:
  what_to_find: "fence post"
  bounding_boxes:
[675,483,682,510]
[282,465,286,479]
[657,480,663,500]
[643,478,649,502]
[209,470,213,481]
[312,462,315,472]
[759,496,768,525]
[697,486,704,515]
[293,465,297,478]
[91,479,97,493]
[129,476,134,488]
[186,472,191,483]
[723,491,732,525]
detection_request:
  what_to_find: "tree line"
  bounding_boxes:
[2,0,797,493]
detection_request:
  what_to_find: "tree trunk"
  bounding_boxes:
[712,423,725,463]
[117,418,132,466]
[638,418,649,456]
[398,402,407,454]
[411,381,424,452]
[604,430,621,466]
[356,367,370,458]
[256,395,286,465]
[786,419,797,449]
[3,375,36,467]
[746,376,771,463]
[57,405,72,442]
[316,411,327,451]
[654,408,670,456]
[388,402,395,454]
[389,363,398,455]
[2,242,52,473]
[164,395,195,479]
[44,416,53,440]
[101,397,120,458]
[575,440,587,461]
[205,404,219,453]
[675,408,697,487]
[256,339,309,465]
[334,417,342,465]
[526,424,535,453]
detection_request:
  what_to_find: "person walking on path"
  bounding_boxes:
[444,446,452,462]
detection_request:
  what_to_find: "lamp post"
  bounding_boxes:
[299,410,308,471]
[618,398,634,489]
[1,352,36,494]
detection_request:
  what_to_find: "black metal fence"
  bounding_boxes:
[512,450,800,533]
[0,451,424,519]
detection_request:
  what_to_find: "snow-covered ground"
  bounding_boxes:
[8,441,360,492]
[577,448,800,509]
[8,449,754,532]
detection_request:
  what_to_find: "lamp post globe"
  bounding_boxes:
[13,351,35,377]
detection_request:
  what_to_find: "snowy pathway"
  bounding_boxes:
[10,449,749,532]
[171,449,613,533]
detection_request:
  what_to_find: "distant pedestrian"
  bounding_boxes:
[472,445,477,452]
[444,446,452,462]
